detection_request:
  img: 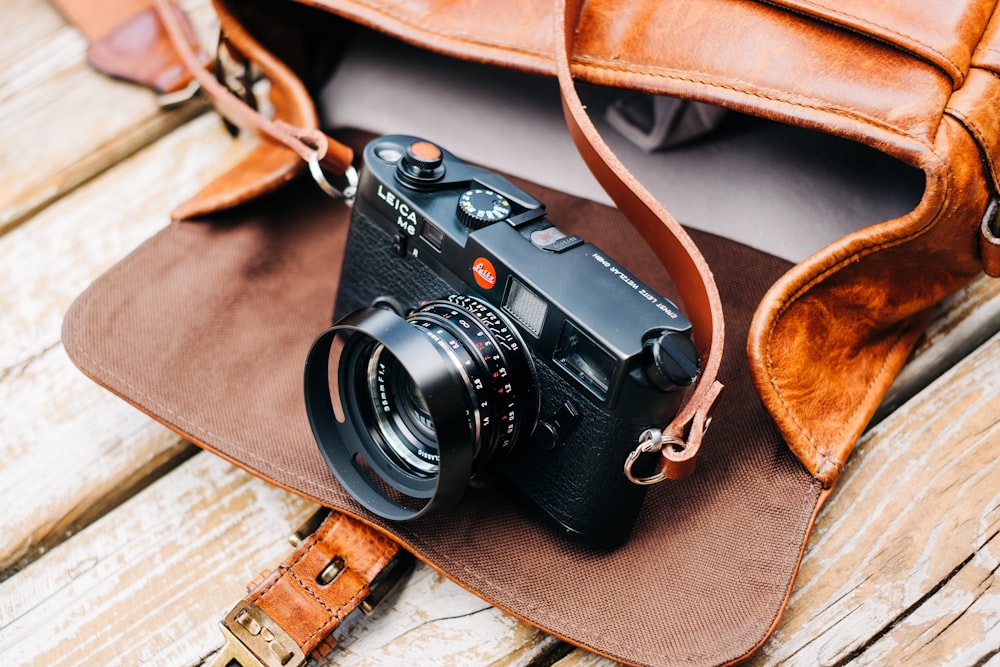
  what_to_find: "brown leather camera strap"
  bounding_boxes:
[209,510,411,667]
[555,0,725,480]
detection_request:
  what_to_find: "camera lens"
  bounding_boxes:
[305,295,538,521]
[366,347,439,476]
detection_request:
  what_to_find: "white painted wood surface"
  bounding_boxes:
[0,0,219,235]
[1,1,998,666]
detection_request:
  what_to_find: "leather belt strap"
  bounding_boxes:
[209,509,412,667]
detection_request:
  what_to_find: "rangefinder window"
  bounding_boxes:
[554,321,615,399]
[503,278,547,337]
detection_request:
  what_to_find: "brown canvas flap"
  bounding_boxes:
[63,131,821,666]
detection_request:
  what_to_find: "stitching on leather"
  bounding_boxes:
[810,324,911,478]
[303,539,400,646]
[304,0,550,61]
[945,104,1000,192]
[761,0,965,78]
[316,0,949,146]
[340,0,968,86]
[255,521,334,610]
[573,60,936,147]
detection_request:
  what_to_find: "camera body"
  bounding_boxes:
[309,135,699,547]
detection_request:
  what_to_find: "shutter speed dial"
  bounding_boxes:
[457,188,512,229]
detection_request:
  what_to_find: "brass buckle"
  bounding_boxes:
[210,602,306,667]
[361,546,415,616]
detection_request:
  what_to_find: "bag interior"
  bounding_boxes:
[319,27,926,264]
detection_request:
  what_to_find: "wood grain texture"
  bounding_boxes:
[877,275,1000,420]
[747,332,1000,666]
[0,453,558,667]
[0,112,257,571]
[3,2,999,665]
[0,0,215,234]
[0,453,318,666]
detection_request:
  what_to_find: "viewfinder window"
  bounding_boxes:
[554,322,615,399]
[421,221,445,251]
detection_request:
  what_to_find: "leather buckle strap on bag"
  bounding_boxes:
[208,509,413,667]
[149,0,359,200]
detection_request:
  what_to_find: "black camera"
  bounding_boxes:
[304,135,700,547]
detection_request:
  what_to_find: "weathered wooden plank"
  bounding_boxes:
[855,529,999,666]
[746,332,1000,666]
[0,112,257,571]
[0,453,316,665]
[0,0,215,234]
[314,565,560,667]
[0,342,195,573]
[3,5,998,665]
[0,453,558,667]
[0,0,70,75]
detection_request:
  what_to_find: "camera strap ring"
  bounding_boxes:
[558,0,726,485]
[624,428,688,485]
[308,155,358,200]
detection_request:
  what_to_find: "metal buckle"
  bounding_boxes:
[361,547,415,616]
[290,507,414,615]
[308,157,358,201]
[624,428,688,485]
[209,602,306,667]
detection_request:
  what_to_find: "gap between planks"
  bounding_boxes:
[0,110,259,572]
[0,452,561,667]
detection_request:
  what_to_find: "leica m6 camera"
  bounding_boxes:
[304,135,700,547]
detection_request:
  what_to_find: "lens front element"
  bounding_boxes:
[367,347,440,476]
[304,295,537,521]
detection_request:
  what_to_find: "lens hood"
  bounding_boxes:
[304,306,478,520]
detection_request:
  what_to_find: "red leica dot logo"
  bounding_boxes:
[472,257,497,289]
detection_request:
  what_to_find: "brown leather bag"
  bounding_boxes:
[60,0,1000,665]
